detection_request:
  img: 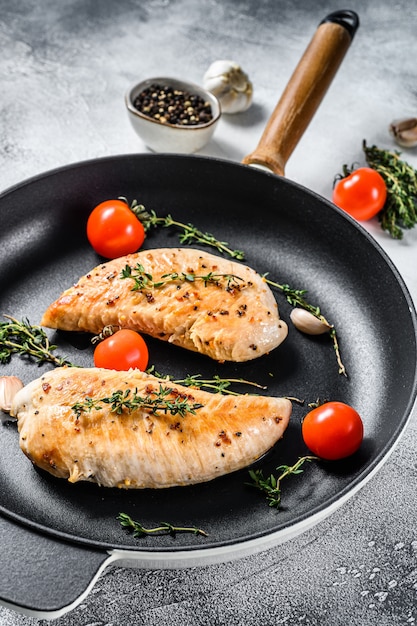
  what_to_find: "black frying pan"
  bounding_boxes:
[1,10,416,620]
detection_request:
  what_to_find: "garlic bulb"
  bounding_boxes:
[290,308,331,336]
[389,117,417,148]
[203,60,253,114]
[0,375,23,418]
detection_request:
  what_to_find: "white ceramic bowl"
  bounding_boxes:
[125,77,221,153]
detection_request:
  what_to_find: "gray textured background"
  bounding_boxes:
[1,0,417,624]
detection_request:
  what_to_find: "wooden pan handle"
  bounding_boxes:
[242,10,359,176]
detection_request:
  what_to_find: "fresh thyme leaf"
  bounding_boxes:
[145,366,267,395]
[120,263,153,290]
[117,512,208,538]
[363,140,417,239]
[72,384,204,419]
[0,315,74,367]
[121,263,245,292]
[247,455,317,509]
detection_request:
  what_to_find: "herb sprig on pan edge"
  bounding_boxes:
[247,455,318,509]
[336,141,417,239]
[362,139,417,239]
[0,315,74,367]
[117,512,208,538]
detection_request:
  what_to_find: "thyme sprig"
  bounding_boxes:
[362,140,417,239]
[126,198,245,260]
[118,512,208,538]
[0,315,74,367]
[121,263,245,292]
[247,455,317,509]
[264,278,346,376]
[72,385,204,419]
[146,366,267,395]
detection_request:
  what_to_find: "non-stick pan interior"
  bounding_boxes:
[0,154,415,554]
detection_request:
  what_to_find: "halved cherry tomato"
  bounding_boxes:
[332,167,387,221]
[94,329,149,371]
[302,401,364,461]
[87,199,145,259]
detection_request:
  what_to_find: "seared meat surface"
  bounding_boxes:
[11,367,292,489]
[41,248,288,362]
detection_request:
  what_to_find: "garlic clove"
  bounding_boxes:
[290,308,332,336]
[204,60,237,78]
[203,60,253,114]
[0,375,24,416]
[214,89,251,115]
[389,117,417,148]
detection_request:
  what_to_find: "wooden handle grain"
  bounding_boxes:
[242,14,358,176]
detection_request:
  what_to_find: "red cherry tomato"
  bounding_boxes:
[87,199,145,259]
[302,401,364,461]
[94,329,149,371]
[332,167,387,221]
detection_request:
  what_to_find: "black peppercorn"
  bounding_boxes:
[133,83,213,126]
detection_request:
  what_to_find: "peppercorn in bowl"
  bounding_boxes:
[125,77,221,153]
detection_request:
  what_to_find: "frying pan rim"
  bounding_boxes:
[0,152,416,555]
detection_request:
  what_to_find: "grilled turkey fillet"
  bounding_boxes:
[10,367,292,489]
[41,247,287,362]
